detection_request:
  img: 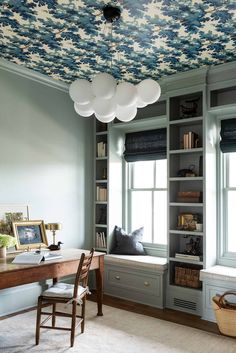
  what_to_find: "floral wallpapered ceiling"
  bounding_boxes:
[0,0,236,84]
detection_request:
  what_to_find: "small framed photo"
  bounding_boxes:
[12,220,48,250]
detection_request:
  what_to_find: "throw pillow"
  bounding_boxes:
[111,226,146,255]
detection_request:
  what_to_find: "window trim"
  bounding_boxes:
[125,160,167,255]
[217,124,236,267]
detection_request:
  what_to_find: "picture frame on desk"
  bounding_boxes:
[12,220,48,250]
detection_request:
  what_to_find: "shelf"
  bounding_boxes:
[95,224,107,228]
[169,177,203,181]
[169,283,202,291]
[169,229,204,236]
[95,201,107,205]
[169,116,203,126]
[96,157,108,161]
[169,202,203,207]
[95,247,107,253]
[169,257,203,265]
[96,179,107,183]
[96,131,108,136]
[169,147,203,154]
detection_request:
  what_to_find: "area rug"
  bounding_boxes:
[0,301,235,353]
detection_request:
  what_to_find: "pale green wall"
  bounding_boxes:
[0,68,94,249]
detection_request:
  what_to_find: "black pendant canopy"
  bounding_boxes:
[103,5,121,23]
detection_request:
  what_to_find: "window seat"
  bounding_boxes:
[200,266,236,322]
[104,255,168,308]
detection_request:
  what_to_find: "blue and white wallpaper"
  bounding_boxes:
[0,0,236,83]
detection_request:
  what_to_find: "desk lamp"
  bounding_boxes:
[45,223,62,250]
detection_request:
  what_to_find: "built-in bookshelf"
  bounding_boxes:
[94,120,108,252]
[167,90,205,315]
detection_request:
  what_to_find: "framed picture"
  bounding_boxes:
[12,220,48,250]
[0,204,29,236]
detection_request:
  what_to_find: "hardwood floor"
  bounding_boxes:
[90,292,220,335]
[0,291,219,336]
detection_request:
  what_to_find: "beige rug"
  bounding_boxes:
[0,301,235,353]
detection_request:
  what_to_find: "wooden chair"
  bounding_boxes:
[35,248,94,347]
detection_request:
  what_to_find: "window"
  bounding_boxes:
[219,152,236,263]
[127,159,167,245]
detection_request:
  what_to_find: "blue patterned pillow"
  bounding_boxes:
[111,226,146,255]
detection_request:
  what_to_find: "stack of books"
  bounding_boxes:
[96,186,107,201]
[183,131,199,149]
[175,253,202,261]
[97,142,107,157]
[96,232,106,248]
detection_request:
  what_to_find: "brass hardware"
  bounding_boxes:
[144,281,150,287]
[115,275,120,280]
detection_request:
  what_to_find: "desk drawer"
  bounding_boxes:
[107,268,161,296]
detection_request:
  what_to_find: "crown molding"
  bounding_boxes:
[0,59,69,93]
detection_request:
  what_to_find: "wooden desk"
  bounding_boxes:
[0,249,104,316]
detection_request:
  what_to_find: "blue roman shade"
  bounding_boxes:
[220,118,236,153]
[123,128,167,162]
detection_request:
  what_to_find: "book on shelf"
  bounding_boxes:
[12,251,62,264]
[96,186,107,201]
[97,142,107,157]
[175,253,202,261]
[96,232,106,248]
[183,131,199,149]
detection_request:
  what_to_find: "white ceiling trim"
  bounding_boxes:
[0,59,69,93]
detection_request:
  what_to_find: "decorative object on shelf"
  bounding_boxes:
[12,220,48,250]
[177,191,202,203]
[96,205,107,225]
[0,234,16,258]
[69,5,161,124]
[180,97,200,118]
[177,166,196,177]
[177,213,199,231]
[45,223,62,248]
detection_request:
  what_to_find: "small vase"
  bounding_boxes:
[0,246,6,258]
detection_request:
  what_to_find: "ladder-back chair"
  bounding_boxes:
[35,248,94,347]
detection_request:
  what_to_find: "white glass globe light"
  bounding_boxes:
[95,112,115,123]
[69,79,94,105]
[74,102,94,117]
[93,96,116,117]
[137,79,161,104]
[116,82,138,107]
[116,104,137,122]
[92,73,117,99]
[137,96,147,108]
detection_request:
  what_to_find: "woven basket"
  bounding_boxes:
[212,291,236,337]
[175,266,201,288]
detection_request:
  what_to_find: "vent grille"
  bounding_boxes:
[174,297,197,311]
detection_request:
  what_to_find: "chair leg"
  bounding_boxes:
[70,301,77,347]
[81,296,86,333]
[35,297,42,345]
[52,303,56,327]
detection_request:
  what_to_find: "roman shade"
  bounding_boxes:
[123,128,167,162]
[220,118,236,153]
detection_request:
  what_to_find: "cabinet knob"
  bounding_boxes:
[115,275,120,280]
[144,281,150,287]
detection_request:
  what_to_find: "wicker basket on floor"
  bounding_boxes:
[212,291,236,337]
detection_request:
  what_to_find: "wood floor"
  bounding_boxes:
[90,292,220,335]
[1,291,219,336]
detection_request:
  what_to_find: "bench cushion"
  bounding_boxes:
[105,254,167,272]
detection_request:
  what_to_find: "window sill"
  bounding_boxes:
[200,265,236,283]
